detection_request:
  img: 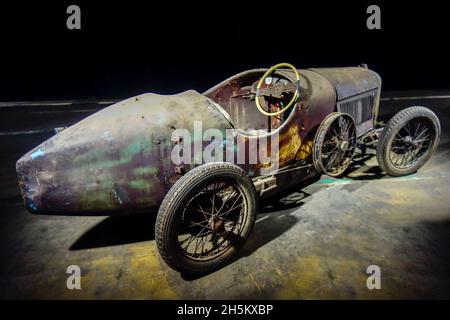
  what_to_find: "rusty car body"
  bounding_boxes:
[16,63,441,274]
[16,65,380,213]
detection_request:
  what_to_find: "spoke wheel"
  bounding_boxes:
[388,118,434,169]
[377,106,441,176]
[155,163,257,274]
[313,113,356,177]
[177,181,247,261]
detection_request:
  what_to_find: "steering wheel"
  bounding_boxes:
[255,63,300,116]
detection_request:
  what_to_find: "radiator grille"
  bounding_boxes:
[338,91,375,125]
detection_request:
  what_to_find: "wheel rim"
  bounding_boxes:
[319,114,356,176]
[388,118,435,169]
[176,181,248,261]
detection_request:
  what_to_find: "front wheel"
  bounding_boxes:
[313,113,357,177]
[155,162,258,275]
[376,106,441,177]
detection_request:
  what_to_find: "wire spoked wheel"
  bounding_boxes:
[178,181,247,261]
[377,106,441,176]
[155,163,257,275]
[313,113,357,177]
[388,118,435,169]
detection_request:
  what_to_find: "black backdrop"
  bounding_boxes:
[1,0,449,101]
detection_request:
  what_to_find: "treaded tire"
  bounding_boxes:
[155,162,257,275]
[376,106,441,177]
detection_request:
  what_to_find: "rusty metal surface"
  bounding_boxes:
[309,67,381,100]
[309,66,382,128]
[16,66,381,215]
[16,91,233,213]
[205,68,337,192]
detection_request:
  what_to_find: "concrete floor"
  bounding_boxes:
[0,93,449,299]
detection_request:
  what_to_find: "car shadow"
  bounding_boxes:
[70,175,322,252]
[73,147,429,277]
[67,150,412,257]
[70,212,157,250]
[181,209,300,281]
[342,151,386,181]
[236,184,317,258]
[70,190,311,257]
[70,178,324,280]
[347,165,385,181]
[181,179,324,280]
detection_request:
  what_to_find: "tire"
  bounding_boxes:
[155,162,258,274]
[376,106,441,177]
[313,112,357,177]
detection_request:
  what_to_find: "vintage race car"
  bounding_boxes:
[16,63,441,274]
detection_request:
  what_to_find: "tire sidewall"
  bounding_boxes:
[156,163,257,274]
[377,107,441,176]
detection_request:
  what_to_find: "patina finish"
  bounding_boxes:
[16,66,382,214]
[16,91,232,213]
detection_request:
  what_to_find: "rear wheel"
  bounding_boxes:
[155,162,257,274]
[376,106,441,176]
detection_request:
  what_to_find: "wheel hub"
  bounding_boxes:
[339,140,349,152]
[404,135,413,144]
[210,217,225,233]
[403,135,420,149]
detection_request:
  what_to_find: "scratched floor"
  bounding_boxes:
[0,93,450,299]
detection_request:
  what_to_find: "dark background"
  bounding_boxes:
[0,1,449,101]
